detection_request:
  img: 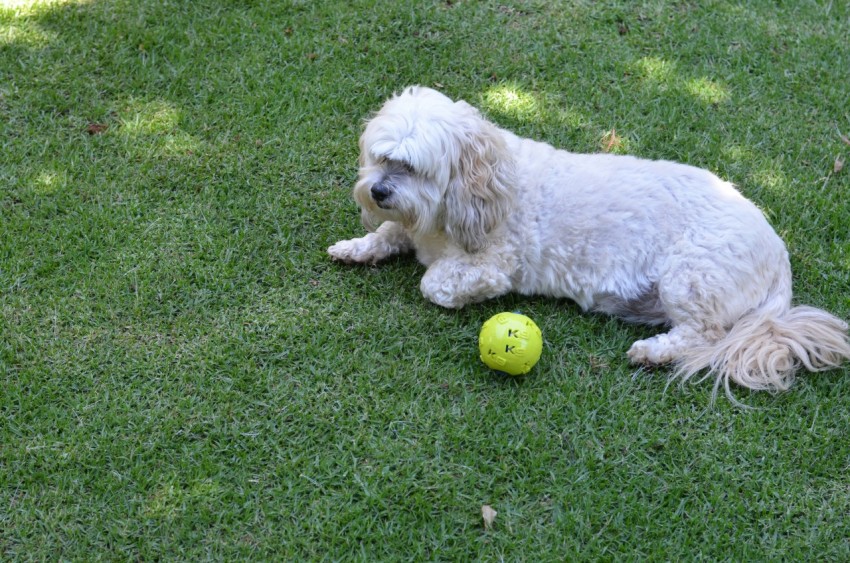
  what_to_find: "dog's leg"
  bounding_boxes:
[420,253,514,309]
[328,221,412,264]
[626,262,728,365]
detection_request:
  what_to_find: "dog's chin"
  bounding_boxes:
[360,204,401,232]
[360,209,380,232]
[361,198,423,234]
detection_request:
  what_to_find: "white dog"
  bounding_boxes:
[328,86,850,400]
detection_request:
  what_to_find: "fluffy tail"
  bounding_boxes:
[675,306,850,404]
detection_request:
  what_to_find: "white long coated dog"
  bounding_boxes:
[328,86,850,400]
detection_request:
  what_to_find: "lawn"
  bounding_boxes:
[2,0,850,559]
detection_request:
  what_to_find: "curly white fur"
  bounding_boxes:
[328,86,850,401]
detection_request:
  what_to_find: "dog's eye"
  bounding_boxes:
[402,162,415,174]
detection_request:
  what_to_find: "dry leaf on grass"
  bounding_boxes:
[481,505,497,529]
[601,128,622,153]
[835,157,845,174]
[85,123,108,135]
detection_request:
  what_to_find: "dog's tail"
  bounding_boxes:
[675,305,850,403]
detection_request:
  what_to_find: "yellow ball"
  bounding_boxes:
[478,312,543,375]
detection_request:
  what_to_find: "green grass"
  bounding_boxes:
[2,0,850,559]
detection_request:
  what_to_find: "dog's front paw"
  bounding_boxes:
[328,237,381,265]
[420,278,468,309]
[419,264,479,309]
[420,260,512,309]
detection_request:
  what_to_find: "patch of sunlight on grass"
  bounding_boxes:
[159,133,203,157]
[0,21,57,46]
[752,167,789,195]
[121,100,182,135]
[631,56,730,107]
[557,106,589,129]
[721,144,752,162]
[119,100,203,156]
[32,169,67,195]
[686,77,730,105]
[144,479,222,519]
[634,56,675,84]
[0,0,89,16]
[483,84,538,119]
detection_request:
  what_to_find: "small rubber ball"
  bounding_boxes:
[478,312,543,376]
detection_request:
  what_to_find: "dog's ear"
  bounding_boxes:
[444,105,514,253]
[358,129,369,168]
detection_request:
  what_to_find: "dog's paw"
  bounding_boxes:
[420,260,512,309]
[420,266,467,309]
[421,282,467,309]
[627,337,675,365]
[328,237,380,264]
[627,340,654,365]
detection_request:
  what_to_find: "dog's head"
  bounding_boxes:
[353,86,514,253]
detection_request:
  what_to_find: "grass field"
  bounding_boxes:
[2,0,850,559]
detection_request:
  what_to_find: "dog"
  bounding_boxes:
[328,86,850,401]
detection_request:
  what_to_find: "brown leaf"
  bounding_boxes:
[601,128,622,153]
[839,132,850,147]
[481,505,497,529]
[85,123,108,135]
[588,355,609,371]
[835,157,844,174]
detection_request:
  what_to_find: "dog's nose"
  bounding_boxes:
[370,182,391,202]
